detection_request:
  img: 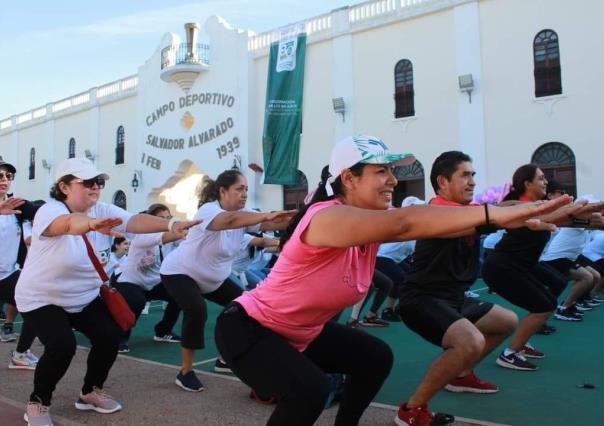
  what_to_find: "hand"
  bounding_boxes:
[89,217,123,235]
[171,219,202,238]
[0,197,25,215]
[489,194,574,230]
[570,201,604,221]
[109,230,125,239]
[265,210,297,223]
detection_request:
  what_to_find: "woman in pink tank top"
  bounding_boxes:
[215,135,572,426]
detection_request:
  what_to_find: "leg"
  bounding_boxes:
[408,319,485,406]
[70,298,122,394]
[22,305,77,406]
[161,274,207,373]
[147,282,181,336]
[216,305,331,426]
[365,269,392,320]
[113,281,147,342]
[563,267,595,307]
[304,321,394,425]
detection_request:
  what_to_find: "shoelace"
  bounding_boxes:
[91,387,114,402]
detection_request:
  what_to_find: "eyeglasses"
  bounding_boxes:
[73,176,106,189]
[0,171,15,181]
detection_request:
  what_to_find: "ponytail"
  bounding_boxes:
[279,163,365,249]
[198,169,243,207]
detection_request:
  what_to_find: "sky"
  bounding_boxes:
[0,0,361,120]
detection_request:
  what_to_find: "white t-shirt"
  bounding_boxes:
[160,201,260,293]
[540,227,590,262]
[483,229,505,250]
[582,231,604,262]
[231,234,256,274]
[105,252,127,278]
[16,200,132,313]
[0,213,21,280]
[118,232,164,291]
[377,240,415,264]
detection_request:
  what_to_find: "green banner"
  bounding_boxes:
[262,32,306,185]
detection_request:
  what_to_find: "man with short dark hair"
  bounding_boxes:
[394,151,518,426]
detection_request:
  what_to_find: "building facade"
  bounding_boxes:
[1,0,601,217]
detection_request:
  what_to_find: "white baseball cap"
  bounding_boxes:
[54,157,109,182]
[326,135,414,195]
[401,196,425,207]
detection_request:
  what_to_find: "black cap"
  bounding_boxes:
[547,179,566,194]
[0,160,16,174]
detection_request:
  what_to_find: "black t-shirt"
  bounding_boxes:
[487,228,551,271]
[404,234,480,303]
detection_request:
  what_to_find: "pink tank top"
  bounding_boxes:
[236,199,379,351]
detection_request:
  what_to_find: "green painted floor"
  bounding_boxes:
[74,281,603,426]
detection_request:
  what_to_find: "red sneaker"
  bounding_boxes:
[521,344,545,359]
[444,371,499,394]
[395,402,434,426]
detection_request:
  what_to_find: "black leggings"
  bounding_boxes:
[215,303,393,426]
[21,298,122,406]
[0,270,37,353]
[114,281,181,340]
[161,274,242,349]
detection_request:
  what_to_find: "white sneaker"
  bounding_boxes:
[24,401,53,426]
[9,350,37,370]
[464,290,480,298]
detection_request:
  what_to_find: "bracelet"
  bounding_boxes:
[168,217,179,232]
[484,203,490,225]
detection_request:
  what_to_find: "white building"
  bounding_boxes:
[1,0,601,217]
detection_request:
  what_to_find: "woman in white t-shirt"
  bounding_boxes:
[15,157,199,426]
[115,203,185,353]
[160,169,294,392]
[105,236,129,279]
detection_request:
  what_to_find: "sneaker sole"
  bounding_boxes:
[214,366,233,374]
[8,363,35,370]
[444,384,499,394]
[175,378,204,392]
[153,337,181,343]
[554,314,582,321]
[359,323,388,328]
[74,401,122,414]
[496,358,538,371]
[521,353,545,359]
[24,412,54,426]
[394,415,410,426]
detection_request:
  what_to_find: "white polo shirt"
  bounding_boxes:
[16,200,132,313]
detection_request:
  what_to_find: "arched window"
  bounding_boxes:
[29,148,35,180]
[532,142,576,197]
[68,138,76,158]
[283,170,308,210]
[113,190,127,210]
[394,59,415,118]
[534,29,562,97]
[393,159,425,206]
[115,126,125,165]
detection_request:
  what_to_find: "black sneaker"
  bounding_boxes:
[360,316,389,327]
[574,302,592,312]
[536,323,556,335]
[175,370,204,392]
[214,358,232,374]
[346,318,362,329]
[582,298,601,307]
[118,342,130,353]
[380,308,401,322]
[554,306,583,321]
[496,351,538,371]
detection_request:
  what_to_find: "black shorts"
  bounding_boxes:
[482,259,559,313]
[397,290,493,347]
[543,258,581,278]
[576,255,604,275]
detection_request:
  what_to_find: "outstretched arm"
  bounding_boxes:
[303,195,573,248]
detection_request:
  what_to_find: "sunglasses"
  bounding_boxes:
[0,171,15,181]
[73,176,106,189]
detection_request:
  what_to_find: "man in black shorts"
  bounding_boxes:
[394,152,518,426]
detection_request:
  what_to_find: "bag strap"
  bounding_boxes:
[60,200,110,284]
[82,233,110,284]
